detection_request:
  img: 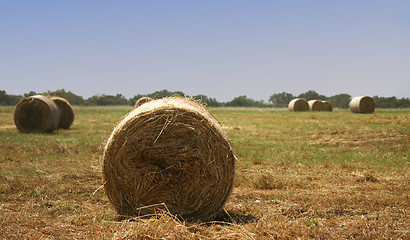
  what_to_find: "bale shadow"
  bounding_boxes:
[116,209,257,225]
[206,209,257,225]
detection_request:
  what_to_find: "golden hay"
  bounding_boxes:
[103,97,236,221]
[134,97,153,108]
[51,97,75,129]
[349,96,376,113]
[322,101,333,112]
[288,98,309,111]
[14,95,60,133]
[308,100,324,111]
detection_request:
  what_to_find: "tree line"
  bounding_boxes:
[1,89,409,108]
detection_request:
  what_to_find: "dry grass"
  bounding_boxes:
[1,106,409,239]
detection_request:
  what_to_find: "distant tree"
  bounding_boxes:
[397,97,410,108]
[327,93,351,108]
[86,94,128,106]
[373,96,397,108]
[372,96,410,108]
[43,89,85,105]
[148,89,185,99]
[0,90,21,105]
[128,90,186,106]
[24,91,38,97]
[268,92,295,106]
[192,94,223,107]
[298,90,326,101]
[0,90,7,105]
[225,95,267,107]
[128,94,146,106]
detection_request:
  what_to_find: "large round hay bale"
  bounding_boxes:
[349,96,376,113]
[103,97,236,221]
[288,98,309,111]
[134,96,152,108]
[51,97,75,129]
[322,101,333,111]
[308,100,324,111]
[14,95,60,133]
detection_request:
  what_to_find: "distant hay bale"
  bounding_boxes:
[288,98,309,111]
[308,100,324,111]
[322,101,333,111]
[51,97,75,129]
[103,97,236,221]
[349,96,376,113]
[134,97,152,108]
[14,95,60,133]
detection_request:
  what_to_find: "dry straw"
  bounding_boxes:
[134,97,153,108]
[51,97,75,129]
[103,96,236,221]
[308,100,324,111]
[349,96,376,113]
[14,95,60,133]
[288,98,309,111]
[322,101,333,112]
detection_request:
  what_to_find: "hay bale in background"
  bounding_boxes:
[103,97,236,221]
[308,100,324,111]
[134,97,152,108]
[51,97,75,129]
[14,95,60,133]
[288,98,309,111]
[322,101,333,111]
[349,96,376,113]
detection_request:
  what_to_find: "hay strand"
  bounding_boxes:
[51,96,75,129]
[349,96,376,113]
[103,97,236,221]
[288,98,309,111]
[134,97,153,108]
[322,101,333,111]
[308,100,324,111]
[14,95,60,133]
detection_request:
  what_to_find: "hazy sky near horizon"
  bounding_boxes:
[1,1,409,102]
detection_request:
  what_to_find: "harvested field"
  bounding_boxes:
[0,106,409,239]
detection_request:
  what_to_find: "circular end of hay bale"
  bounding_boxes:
[288,98,309,111]
[349,96,375,113]
[308,100,324,111]
[322,101,333,111]
[103,97,236,221]
[51,97,75,129]
[14,95,60,133]
[134,97,153,108]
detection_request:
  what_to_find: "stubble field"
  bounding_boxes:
[0,106,409,239]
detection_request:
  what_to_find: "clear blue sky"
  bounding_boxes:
[1,1,409,102]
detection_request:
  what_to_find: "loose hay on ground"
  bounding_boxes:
[13,95,60,133]
[51,96,75,129]
[103,97,236,221]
